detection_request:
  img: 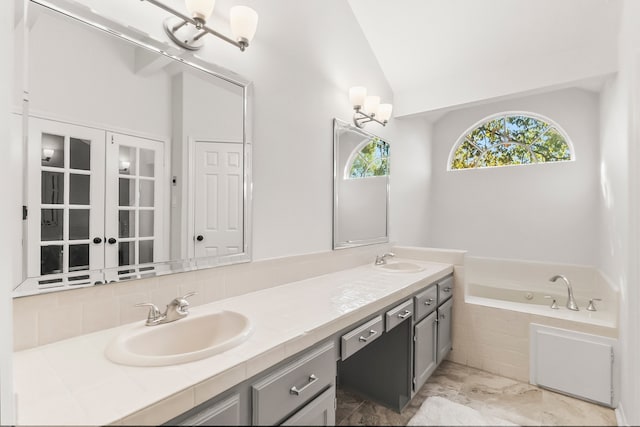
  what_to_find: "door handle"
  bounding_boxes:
[93,237,103,244]
[107,237,117,245]
[196,235,204,242]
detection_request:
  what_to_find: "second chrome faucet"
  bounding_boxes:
[549,275,579,311]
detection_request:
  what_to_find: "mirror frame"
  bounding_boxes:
[332,118,390,250]
[14,0,253,297]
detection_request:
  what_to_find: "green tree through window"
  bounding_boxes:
[450,113,573,170]
[349,137,390,178]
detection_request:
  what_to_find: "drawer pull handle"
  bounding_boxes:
[443,287,452,293]
[397,310,412,319]
[424,298,434,306]
[358,329,378,342]
[290,374,318,396]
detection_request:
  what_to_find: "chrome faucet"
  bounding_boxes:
[375,252,395,265]
[549,275,579,311]
[136,292,196,326]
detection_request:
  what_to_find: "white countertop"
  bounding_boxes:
[13,259,452,426]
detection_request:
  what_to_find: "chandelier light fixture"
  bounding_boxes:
[141,0,258,52]
[349,86,393,128]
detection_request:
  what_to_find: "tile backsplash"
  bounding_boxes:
[13,244,397,350]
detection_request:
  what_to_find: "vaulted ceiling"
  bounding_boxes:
[348,0,622,118]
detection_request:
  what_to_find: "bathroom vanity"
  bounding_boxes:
[168,272,454,425]
[12,259,454,426]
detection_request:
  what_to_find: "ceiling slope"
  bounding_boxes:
[348,0,622,118]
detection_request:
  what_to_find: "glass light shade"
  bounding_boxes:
[363,95,380,115]
[42,148,54,159]
[185,0,215,21]
[349,86,367,108]
[230,6,259,42]
[377,104,393,122]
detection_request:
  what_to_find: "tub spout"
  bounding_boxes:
[549,274,579,311]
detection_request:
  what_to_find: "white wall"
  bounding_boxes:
[28,8,172,138]
[602,1,640,424]
[388,118,432,246]
[1,0,16,422]
[427,88,600,266]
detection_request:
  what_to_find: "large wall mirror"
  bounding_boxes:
[333,119,389,249]
[13,0,252,296]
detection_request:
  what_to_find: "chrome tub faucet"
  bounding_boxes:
[549,275,579,311]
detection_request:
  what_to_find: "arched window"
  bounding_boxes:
[448,112,574,170]
[347,137,390,178]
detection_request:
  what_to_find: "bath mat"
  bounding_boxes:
[407,396,518,426]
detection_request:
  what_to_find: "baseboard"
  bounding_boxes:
[616,402,628,427]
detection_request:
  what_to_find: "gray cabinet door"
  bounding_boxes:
[414,310,438,392]
[437,298,453,364]
[281,386,336,426]
[175,394,240,426]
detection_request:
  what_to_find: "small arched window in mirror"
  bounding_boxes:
[449,112,574,170]
[347,137,390,178]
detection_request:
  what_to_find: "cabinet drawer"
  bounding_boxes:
[281,385,336,426]
[414,285,438,321]
[438,275,454,303]
[252,342,335,426]
[341,315,384,360]
[385,299,413,332]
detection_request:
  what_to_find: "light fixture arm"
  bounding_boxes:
[353,107,388,128]
[141,0,249,51]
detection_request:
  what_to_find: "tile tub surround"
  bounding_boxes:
[465,256,620,318]
[448,266,618,383]
[336,361,616,426]
[13,258,454,426]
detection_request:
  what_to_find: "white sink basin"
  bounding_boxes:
[105,310,252,366]
[375,261,424,273]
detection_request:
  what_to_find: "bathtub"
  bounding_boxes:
[466,282,617,328]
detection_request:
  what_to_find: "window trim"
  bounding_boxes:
[446,111,576,171]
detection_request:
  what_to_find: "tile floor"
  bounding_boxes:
[336,361,617,426]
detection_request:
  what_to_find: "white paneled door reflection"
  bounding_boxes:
[193,141,243,258]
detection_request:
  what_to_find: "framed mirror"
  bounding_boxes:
[13,0,252,296]
[333,119,390,249]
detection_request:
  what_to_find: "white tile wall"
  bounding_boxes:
[447,264,618,382]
